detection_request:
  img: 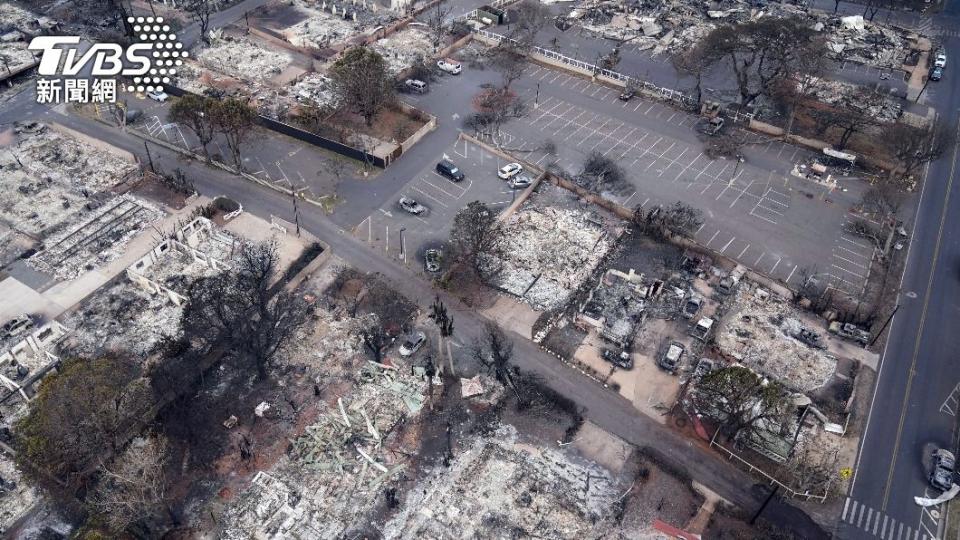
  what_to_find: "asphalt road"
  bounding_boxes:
[4,0,954,536]
[837,4,960,540]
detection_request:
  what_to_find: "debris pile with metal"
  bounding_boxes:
[488,187,619,311]
[371,25,435,74]
[715,283,837,393]
[280,0,392,49]
[58,279,183,360]
[221,360,428,538]
[193,33,293,85]
[383,424,622,538]
[0,122,158,279]
[569,0,912,69]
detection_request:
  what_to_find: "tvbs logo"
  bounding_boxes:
[28,16,187,103]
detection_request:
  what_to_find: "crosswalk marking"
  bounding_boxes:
[841,497,931,540]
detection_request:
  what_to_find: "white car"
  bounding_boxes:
[398,331,426,357]
[398,196,426,215]
[935,54,947,69]
[497,162,524,180]
[437,58,462,74]
[146,89,169,102]
[404,79,428,93]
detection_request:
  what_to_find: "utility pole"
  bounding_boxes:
[291,188,301,237]
[915,75,931,103]
[749,485,780,525]
[144,140,155,173]
[869,303,899,347]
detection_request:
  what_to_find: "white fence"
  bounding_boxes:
[709,430,830,503]
[473,28,757,123]
[475,29,702,112]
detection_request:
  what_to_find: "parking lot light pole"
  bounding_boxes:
[399,227,406,263]
[535,82,540,109]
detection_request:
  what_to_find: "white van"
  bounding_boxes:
[437,58,462,75]
[404,79,428,93]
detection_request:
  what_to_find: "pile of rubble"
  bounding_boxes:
[370,25,435,74]
[59,279,183,360]
[804,76,902,122]
[0,3,55,38]
[193,34,293,85]
[383,424,622,538]
[220,360,428,538]
[489,195,615,311]
[715,283,837,393]
[570,0,910,69]
[288,311,367,370]
[0,452,39,534]
[281,0,386,49]
[0,42,38,75]
[28,195,164,280]
[289,72,338,108]
[0,122,156,277]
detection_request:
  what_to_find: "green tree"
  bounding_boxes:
[168,94,218,161]
[211,97,257,171]
[15,357,148,505]
[692,365,792,441]
[329,46,395,127]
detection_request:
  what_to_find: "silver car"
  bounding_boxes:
[399,331,426,357]
[508,174,533,190]
[399,197,426,215]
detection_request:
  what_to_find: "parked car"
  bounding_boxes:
[658,342,685,373]
[601,348,633,370]
[436,159,465,182]
[682,294,703,319]
[398,196,426,215]
[935,50,947,68]
[405,79,428,93]
[497,162,524,179]
[931,66,943,81]
[424,249,442,273]
[708,116,724,135]
[618,89,635,101]
[437,58,462,74]
[690,317,714,341]
[399,331,427,357]
[147,89,169,102]
[930,448,956,491]
[508,174,533,189]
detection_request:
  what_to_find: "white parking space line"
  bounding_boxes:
[737,244,751,258]
[562,113,598,141]
[831,263,866,279]
[720,236,735,253]
[705,230,720,247]
[411,186,449,208]
[770,257,782,274]
[785,265,798,283]
[940,382,960,415]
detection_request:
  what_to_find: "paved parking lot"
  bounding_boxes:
[353,138,521,270]
[491,63,875,295]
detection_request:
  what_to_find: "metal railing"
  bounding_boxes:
[709,430,830,503]
[474,29,701,111]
